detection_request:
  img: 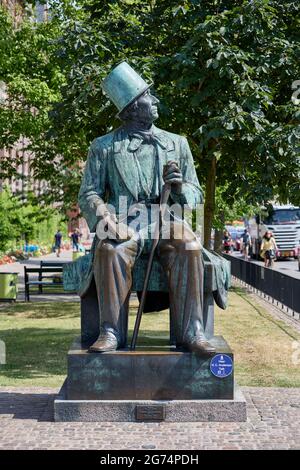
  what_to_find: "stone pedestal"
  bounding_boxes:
[54,336,247,422]
[67,336,233,400]
[54,382,246,422]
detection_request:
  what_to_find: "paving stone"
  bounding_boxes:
[0,386,299,449]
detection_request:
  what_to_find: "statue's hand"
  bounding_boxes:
[163,161,183,193]
[99,215,134,242]
[114,222,135,242]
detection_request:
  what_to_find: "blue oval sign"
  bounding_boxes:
[210,354,233,378]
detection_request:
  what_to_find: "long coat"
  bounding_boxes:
[78,125,203,233]
[63,125,230,310]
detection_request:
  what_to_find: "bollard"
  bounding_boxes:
[0,272,18,301]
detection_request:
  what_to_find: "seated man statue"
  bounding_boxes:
[78,61,216,355]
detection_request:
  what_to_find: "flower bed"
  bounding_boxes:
[0,254,16,265]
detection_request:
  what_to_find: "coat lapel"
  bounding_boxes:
[153,127,176,192]
[112,126,176,200]
[113,129,139,200]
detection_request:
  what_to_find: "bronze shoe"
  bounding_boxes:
[88,332,118,353]
[182,337,216,356]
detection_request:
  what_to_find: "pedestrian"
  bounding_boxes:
[54,230,63,258]
[241,228,252,260]
[70,228,81,252]
[223,230,232,253]
[260,231,277,268]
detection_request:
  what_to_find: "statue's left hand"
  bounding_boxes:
[114,222,135,242]
[96,216,135,243]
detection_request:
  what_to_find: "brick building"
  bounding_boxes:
[0,0,24,25]
[0,0,90,240]
[0,1,50,198]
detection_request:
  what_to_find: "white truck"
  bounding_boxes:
[247,205,300,259]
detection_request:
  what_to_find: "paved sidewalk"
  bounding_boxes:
[230,251,300,280]
[0,387,299,450]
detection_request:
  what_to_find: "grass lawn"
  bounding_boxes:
[0,287,299,388]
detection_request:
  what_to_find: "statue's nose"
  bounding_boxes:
[151,94,159,105]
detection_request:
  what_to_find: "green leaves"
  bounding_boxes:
[0,0,299,219]
[0,186,56,250]
[153,0,300,208]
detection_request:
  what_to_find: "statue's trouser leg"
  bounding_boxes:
[93,237,140,347]
[158,222,205,345]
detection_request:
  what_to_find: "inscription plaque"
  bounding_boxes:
[135,405,166,422]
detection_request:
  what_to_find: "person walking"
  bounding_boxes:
[241,228,252,260]
[223,230,232,254]
[54,230,63,258]
[70,228,81,252]
[260,231,277,267]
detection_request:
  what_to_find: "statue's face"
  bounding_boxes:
[134,89,159,123]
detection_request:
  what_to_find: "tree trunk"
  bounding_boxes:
[203,155,216,249]
[214,210,225,253]
[214,229,223,253]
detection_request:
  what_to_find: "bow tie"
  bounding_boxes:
[128,131,155,150]
[128,131,167,152]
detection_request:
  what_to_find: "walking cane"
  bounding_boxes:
[130,181,172,350]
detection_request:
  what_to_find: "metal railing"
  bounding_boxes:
[223,254,300,315]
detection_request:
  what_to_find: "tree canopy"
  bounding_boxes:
[0,0,299,244]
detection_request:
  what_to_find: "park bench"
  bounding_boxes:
[40,260,65,270]
[24,262,73,301]
[39,261,67,293]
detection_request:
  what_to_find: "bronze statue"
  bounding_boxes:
[78,62,217,355]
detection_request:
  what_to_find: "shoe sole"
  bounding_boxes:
[88,346,117,353]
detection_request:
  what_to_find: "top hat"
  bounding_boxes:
[101,61,152,114]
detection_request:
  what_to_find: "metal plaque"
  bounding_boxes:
[210,354,233,378]
[135,405,166,421]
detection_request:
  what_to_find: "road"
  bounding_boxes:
[230,250,300,280]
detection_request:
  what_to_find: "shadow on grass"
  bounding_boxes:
[0,326,171,382]
[0,327,79,381]
[1,301,80,319]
